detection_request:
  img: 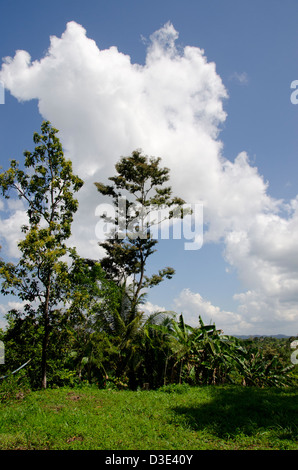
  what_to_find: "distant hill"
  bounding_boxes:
[235,334,292,339]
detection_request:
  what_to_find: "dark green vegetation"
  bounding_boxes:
[0,121,84,389]
[0,122,297,450]
[0,122,296,392]
[0,385,297,450]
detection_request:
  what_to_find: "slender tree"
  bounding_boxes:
[94,149,187,316]
[0,121,83,388]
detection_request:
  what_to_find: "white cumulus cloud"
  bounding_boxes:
[173,288,250,335]
[0,21,297,334]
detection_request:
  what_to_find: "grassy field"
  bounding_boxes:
[0,384,297,450]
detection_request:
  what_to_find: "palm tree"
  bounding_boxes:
[140,311,177,387]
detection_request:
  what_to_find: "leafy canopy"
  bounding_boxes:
[0,121,84,388]
[94,150,186,300]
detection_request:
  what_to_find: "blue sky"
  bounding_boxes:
[0,0,298,335]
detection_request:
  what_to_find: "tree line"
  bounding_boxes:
[0,122,296,390]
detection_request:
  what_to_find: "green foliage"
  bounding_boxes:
[0,369,31,403]
[0,121,84,388]
[233,339,296,388]
[0,125,294,393]
[134,313,295,389]
[103,374,129,390]
[92,150,189,389]
[0,311,42,389]
[94,150,186,304]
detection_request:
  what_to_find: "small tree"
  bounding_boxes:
[94,150,187,387]
[65,257,121,383]
[94,150,187,315]
[0,121,84,388]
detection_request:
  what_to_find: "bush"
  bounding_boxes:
[47,366,77,388]
[0,370,31,403]
[104,374,129,390]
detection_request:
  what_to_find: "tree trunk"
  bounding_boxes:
[163,356,168,385]
[41,323,49,389]
[179,359,183,384]
[41,275,51,389]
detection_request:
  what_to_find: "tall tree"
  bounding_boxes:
[0,121,83,388]
[94,149,187,316]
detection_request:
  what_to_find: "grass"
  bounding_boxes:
[0,384,297,450]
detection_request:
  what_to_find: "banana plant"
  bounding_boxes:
[189,316,244,384]
[233,347,295,387]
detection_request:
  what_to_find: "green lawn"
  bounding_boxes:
[0,384,297,450]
